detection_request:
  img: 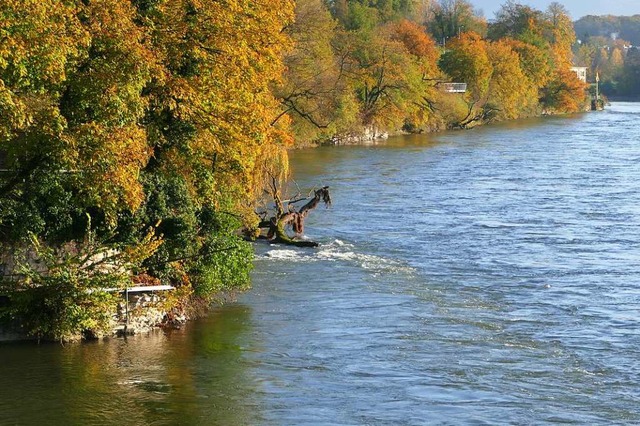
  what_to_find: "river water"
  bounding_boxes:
[2,103,640,425]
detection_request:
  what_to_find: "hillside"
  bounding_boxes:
[574,15,640,44]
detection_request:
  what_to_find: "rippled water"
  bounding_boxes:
[2,103,640,425]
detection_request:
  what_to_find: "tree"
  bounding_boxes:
[619,47,640,95]
[389,19,442,126]
[254,181,332,247]
[427,0,486,43]
[336,23,424,128]
[503,38,552,89]
[0,0,152,240]
[438,32,494,128]
[1,0,298,338]
[486,40,537,119]
[274,0,357,144]
[439,32,492,100]
[544,3,575,71]
[124,0,295,297]
[540,68,587,112]
[488,1,547,46]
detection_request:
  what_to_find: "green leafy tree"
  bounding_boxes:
[427,0,486,43]
[619,47,640,95]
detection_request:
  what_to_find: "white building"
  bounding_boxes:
[570,66,588,83]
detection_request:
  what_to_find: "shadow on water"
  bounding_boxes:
[0,304,260,425]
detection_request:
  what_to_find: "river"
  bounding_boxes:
[1,103,639,425]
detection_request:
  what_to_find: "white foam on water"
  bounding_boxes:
[263,248,304,261]
[260,239,415,275]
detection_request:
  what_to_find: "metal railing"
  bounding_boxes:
[438,83,467,93]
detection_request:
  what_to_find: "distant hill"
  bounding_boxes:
[574,15,640,45]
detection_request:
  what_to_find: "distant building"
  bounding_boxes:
[570,66,588,83]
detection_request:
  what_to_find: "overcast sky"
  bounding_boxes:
[472,0,640,20]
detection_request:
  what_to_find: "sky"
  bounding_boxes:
[472,0,640,20]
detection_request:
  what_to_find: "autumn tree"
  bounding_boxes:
[439,32,492,100]
[503,38,552,90]
[0,0,296,338]
[125,0,295,296]
[541,3,586,112]
[437,32,494,127]
[274,0,358,144]
[486,40,537,119]
[488,1,547,45]
[489,1,586,113]
[0,0,152,240]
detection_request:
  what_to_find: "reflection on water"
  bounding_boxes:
[0,305,260,425]
[1,104,640,424]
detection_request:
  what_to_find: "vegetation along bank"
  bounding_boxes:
[0,0,606,341]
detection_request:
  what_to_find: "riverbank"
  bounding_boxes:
[316,104,595,147]
[0,288,240,343]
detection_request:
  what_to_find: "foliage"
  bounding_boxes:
[426,0,487,42]
[279,0,590,139]
[488,2,586,112]
[274,0,357,143]
[0,230,162,341]
[439,32,492,100]
[619,47,640,95]
[0,0,295,338]
[574,15,640,98]
[486,40,537,120]
[574,14,640,46]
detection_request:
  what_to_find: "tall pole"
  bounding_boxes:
[596,71,600,106]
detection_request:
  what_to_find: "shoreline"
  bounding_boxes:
[0,290,240,344]
[606,96,640,102]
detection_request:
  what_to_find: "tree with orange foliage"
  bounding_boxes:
[486,40,537,120]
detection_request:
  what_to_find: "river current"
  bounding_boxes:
[1,103,639,425]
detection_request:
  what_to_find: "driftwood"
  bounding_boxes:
[254,183,331,248]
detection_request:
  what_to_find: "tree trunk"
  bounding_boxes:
[255,186,331,247]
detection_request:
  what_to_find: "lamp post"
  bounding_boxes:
[596,71,600,107]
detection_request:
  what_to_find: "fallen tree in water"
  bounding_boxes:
[251,177,331,247]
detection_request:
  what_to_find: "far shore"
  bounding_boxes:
[607,96,640,102]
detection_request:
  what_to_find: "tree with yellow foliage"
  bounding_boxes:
[486,40,537,120]
[0,0,296,339]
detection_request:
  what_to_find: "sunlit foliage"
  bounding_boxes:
[0,0,294,339]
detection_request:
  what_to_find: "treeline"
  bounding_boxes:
[575,15,640,46]
[573,16,640,96]
[279,0,587,144]
[0,0,587,340]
